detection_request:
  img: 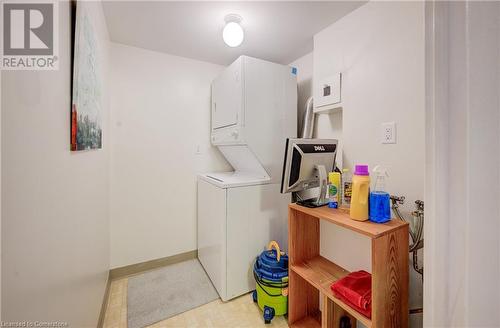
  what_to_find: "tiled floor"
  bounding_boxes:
[103,276,289,328]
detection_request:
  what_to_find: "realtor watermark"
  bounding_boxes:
[1,0,59,70]
[0,322,68,328]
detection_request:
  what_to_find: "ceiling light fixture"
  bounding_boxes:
[223,14,244,48]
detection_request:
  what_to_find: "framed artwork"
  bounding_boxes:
[71,2,102,151]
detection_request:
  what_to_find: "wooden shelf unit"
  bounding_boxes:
[288,203,409,328]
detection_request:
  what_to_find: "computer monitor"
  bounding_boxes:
[280,138,338,207]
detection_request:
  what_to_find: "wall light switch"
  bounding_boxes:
[381,122,396,144]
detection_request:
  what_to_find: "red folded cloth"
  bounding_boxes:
[331,270,372,318]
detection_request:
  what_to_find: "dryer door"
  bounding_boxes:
[211,58,243,130]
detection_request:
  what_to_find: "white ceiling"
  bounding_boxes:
[102,1,366,66]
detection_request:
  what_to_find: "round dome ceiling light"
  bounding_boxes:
[223,14,244,48]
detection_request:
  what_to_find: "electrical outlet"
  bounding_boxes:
[381,122,396,144]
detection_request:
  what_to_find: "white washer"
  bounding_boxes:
[197,175,289,301]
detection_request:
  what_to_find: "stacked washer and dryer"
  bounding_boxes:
[197,56,297,301]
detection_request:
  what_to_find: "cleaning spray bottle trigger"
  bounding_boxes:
[369,165,391,223]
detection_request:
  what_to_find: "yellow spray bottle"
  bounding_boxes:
[328,172,341,208]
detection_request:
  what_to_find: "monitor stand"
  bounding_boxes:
[296,199,329,208]
[295,164,329,208]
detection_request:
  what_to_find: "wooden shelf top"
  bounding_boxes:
[289,203,408,239]
[291,256,372,328]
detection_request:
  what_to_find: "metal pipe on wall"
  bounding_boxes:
[300,96,315,138]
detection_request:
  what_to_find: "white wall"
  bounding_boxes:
[291,52,314,135]
[109,43,229,268]
[0,63,2,323]
[290,2,424,327]
[424,1,500,326]
[1,2,110,326]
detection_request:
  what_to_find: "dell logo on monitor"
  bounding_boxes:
[314,146,325,151]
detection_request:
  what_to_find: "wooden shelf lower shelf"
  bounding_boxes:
[290,256,348,289]
[289,312,321,328]
[328,293,372,328]
[291,256,373,328]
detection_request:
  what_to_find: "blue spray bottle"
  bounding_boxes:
[369,166,391,223]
